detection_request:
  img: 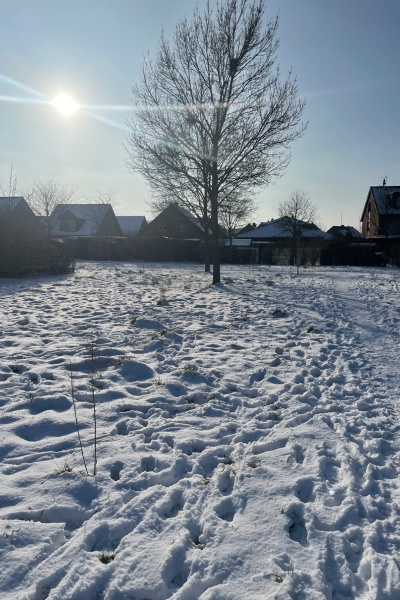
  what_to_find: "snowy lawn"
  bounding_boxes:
[1,261,400,600]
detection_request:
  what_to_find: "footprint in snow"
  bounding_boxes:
[295,478,314,503]
[157,490,184,520]
[321,457,341,484]
[215,496,236,522]
[110,461,124,481]
[287,506,308,546]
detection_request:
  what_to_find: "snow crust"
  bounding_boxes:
[1,261,400,600]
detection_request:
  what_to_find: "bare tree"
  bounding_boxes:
[0,165,26,214]
[219,192,257,262]
[126,0,306,283]
[29,177,78,235]
[276,189,318,267]
[85,189,120,260]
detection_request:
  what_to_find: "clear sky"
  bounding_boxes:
[1,0,399,229]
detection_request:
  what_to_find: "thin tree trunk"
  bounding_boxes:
[211,158,220,284]
[229,235,233,264]
[211,201,220,284]
[292,219,297,266]
[203,186,211,272]
[204,227,211,271]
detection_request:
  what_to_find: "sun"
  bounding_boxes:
[53,94,77,115]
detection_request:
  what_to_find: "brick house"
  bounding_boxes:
[137,203,207,240]
[360,186,400,239]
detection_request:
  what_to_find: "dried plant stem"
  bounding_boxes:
[69,363,89,477]
[87,338,98,476]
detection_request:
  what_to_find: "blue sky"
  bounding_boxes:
[0,0,399,228]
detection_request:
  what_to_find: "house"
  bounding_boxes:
[237,216,334,265]
[0,197,37,222]
[233,223,257,237]
[327,226,362,241]
[51,204,123,237]
[238,217,333,242]
[116,216,147,236]
[137,203,207,240]
[360,185,400,239]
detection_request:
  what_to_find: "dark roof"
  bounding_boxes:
[175,204,208,233]
[327,226,362,239]
[116,216,146,234]
[361,186,400,220]
[372,186,400,214]
[0,196,25,211]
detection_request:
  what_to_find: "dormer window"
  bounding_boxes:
[61,220,68,231]
[158,224,167,231]
[69,221,75,232]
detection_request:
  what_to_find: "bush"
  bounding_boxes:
[320,242,379,266]
[0,215,75,277]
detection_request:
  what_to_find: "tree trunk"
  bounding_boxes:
[204,227,211,272]
[211,201,220,284]
[210,158,220,284]
[229,235,233,264]
[292,220,297,266]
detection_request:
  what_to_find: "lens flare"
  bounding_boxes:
[53,94,77,115]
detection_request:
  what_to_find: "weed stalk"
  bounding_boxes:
[69,363,89,476]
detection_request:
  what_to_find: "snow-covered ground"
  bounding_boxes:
[1,261,400,600]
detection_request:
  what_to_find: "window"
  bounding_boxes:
[61,220,68,231]
[69,221,76,232]
[158,224,167,231]
[177,224,187,231]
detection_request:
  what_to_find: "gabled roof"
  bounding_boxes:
[361,186,400,221]
[51,203,116,236]
[138,202,207,238]
[327,225,362,238]
[174,204,207,232]
[238,217,334,240]
[0,196,25,211]
[116,216,146,234]
[372,186,400,215]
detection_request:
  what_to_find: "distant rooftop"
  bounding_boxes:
[0,196,24,211]
[116,216,146,234]
[238,216,334,240]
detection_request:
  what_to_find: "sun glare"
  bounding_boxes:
[53,94,77,115]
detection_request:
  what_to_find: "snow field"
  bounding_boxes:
[0,262,400,600]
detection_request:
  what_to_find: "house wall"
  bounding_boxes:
[138,204,204,240]
[361,191,379,238]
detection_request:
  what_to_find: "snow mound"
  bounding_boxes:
[117,359,154,381]
[133,318,166,330]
